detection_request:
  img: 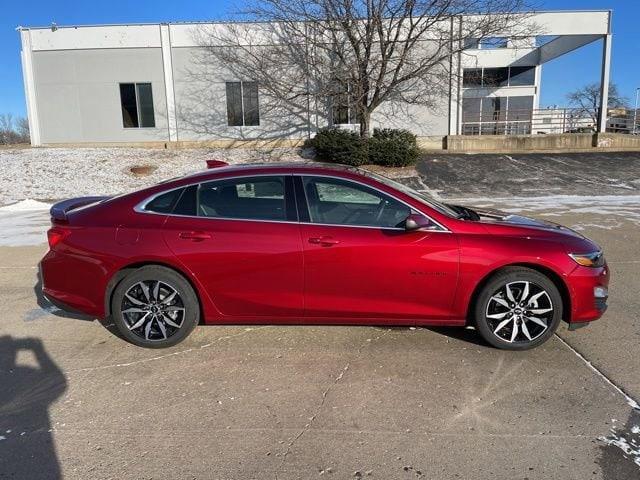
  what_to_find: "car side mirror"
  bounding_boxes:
[404,213,434,231]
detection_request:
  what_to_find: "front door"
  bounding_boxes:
[163,175,304,318]
[298,175,459,322]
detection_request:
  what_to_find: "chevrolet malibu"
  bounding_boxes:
[40,162,609,350]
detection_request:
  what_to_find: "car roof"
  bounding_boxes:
[183,161,358,180]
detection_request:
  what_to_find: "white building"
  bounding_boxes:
[18,10,612,146]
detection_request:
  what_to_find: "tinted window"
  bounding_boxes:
[119,84,138,128]
[119,83,155,128]
[226,82,243,127]
[483,68,509,87]
[137,83,156,127]
[462,97,481,122]
[226,81,260,126]
[173,185,198,216]
[145,188,182,213]
[302,176,410,228]
[482,97,507,121]
[509,66,535,86]
[463,69,482,88]
[242,82,260,126]
[508,96,534,121]
[199,176,286,221]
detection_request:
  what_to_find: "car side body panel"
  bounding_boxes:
[300,223,460,322]
[162,215,305,318]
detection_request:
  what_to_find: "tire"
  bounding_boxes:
[473,267,563,351]
[111,265,200,348]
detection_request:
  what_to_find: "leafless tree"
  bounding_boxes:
[0,114,31,144]
[567,83,629,125]
[193,0,536,138]
[16,117,30,143]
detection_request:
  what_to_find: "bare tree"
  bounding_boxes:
[0,114,13,144]
[567,83,629,125]
[193,0,536,138]
[16,117,30,143]
[0,114,31,144]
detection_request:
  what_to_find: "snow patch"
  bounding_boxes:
[0,199,51,212]
[448,194,640,225]
[599,428,640,467]
[0,146,303,206]
[0,199,51,247]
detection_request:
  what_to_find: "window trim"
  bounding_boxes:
[119,82,156,129]
[133,173,450,233]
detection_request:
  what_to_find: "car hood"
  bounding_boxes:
[469,206,601,251]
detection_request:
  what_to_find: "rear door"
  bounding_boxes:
[162,175,304,318]
[297,175,459,322]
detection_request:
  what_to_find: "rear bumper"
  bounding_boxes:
[567,262,609,324]
[40,248,106,318]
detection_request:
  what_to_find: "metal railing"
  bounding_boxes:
[461,107,640,136]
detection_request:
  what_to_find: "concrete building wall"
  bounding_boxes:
[32,48,169,143]
[18,10,612,146]
[171,47,312,141]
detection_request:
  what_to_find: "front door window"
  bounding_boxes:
[302,176,411,229]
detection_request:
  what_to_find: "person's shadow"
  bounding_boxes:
[0,335,66,479]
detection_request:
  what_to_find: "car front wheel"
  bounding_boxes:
[111,265,200,348]
[474,267,563,350]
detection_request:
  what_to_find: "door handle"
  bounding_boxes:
[308,236,339,247]
[179,231,212,241]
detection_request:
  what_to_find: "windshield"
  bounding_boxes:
[358,169,459,218]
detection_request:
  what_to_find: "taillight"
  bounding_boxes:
[47,227,71,248]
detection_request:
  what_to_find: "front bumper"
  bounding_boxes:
[567,262,610,324]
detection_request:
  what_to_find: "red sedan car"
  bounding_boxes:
[40,162,609,350]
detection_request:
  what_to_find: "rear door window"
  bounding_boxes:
[198,176,287,221]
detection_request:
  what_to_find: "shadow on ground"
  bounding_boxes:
[0,336,66,479]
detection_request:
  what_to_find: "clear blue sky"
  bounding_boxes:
[1,0,638,118]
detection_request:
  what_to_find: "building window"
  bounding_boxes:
[119,83,155,128]
[461,95,533,135]
[331,82,360,125]
[481,97,507,134]
[462,66,535,88]
[226,81,260,127]
[480,37,509,49]
[508,66,536,86]
[462,69,483,88]
[482,68,509,87]
[463,38,479,50]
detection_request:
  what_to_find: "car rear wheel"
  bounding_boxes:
[111,266,200,348]
[474,267,563,350]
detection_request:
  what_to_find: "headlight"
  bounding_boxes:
[569,251,605,267]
